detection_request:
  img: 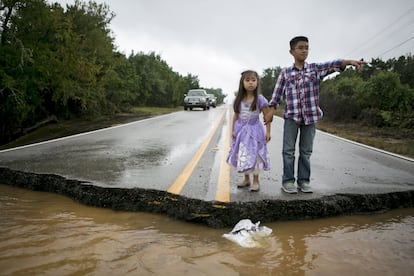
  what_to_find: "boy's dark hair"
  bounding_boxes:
[290,36,308,49]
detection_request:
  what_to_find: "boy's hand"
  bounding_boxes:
[349,59,367,72]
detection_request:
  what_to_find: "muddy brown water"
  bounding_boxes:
[0,184,413,276]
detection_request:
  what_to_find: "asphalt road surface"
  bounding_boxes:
[1,105,413,204]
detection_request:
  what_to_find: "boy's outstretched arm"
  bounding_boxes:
[340,59,366,72]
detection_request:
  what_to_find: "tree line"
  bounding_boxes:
[260,55,414,128]
[0,0,226,145]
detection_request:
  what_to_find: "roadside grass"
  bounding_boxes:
[129,106,183,116]
[316,120,414,159]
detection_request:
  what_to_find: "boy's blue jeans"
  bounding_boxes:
[282,119,316,185]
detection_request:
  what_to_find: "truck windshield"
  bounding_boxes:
[188,91,204,96]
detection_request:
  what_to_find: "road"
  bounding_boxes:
[0,105,413,227]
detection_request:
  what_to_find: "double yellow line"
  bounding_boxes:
[167,108,231,202]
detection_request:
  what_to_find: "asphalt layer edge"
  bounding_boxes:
[1,167,413,228]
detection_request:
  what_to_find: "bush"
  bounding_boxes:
[359,108,389,127]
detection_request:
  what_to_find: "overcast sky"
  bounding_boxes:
[53,0,414,97]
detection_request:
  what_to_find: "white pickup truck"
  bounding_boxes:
[183,89,210,111]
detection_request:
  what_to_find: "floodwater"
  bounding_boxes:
[0,184,413,276]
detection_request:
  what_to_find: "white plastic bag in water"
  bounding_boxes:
[222,219,272,248]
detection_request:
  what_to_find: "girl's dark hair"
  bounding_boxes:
[233,70,261,113]
[290,36,308,49]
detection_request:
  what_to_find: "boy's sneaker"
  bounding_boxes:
[281,182,297,194]
[298,182,313,193]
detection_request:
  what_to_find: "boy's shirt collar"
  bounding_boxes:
[292,62,308,71]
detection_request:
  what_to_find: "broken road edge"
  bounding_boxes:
[1,167,413,228]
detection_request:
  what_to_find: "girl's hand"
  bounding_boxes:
[265,133,271,143]
[232,132,236,140]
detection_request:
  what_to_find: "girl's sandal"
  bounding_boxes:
[249,182,260,192]
[237,180,250,188]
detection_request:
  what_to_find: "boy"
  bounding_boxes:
[264,36,365,194]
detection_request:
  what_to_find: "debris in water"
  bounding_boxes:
[222,219,272,248]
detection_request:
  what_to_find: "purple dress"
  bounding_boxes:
[226,95,270,173]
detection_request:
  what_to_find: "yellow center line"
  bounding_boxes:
[167,110,226,195]
[215,108,231,203]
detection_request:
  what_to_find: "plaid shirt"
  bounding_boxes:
[269,60,343,125]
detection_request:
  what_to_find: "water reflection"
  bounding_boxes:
[0,184,413,275]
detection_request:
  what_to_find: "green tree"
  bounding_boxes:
[359,71,412,112]
[0,0,51,143]
[391,55,414,89]
[320,74,364,121]
[129,52,170,106]
[129,52,204,107]
[101,52,141,111]
[53,0,115,116]
[260,67,281,100]
[0,0,118,143]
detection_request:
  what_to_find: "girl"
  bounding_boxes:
[226,70,271,192]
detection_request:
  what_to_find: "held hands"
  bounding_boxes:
[264,108,274,125]
[346,59,367,72]
[265,132,271,143]
[263,107,272,142]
